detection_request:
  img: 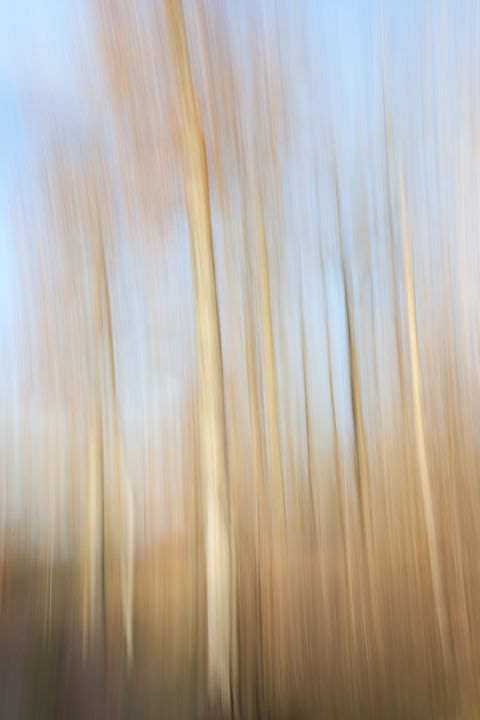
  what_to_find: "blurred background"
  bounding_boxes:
[2,0,480,717]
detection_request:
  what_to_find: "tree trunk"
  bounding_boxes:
[398,160,451,668]
[253,183,286,533]
[334,169,377,695]
[164,0,232,711]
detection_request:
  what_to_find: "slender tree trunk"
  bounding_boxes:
[333,169,377,697]
[240,168,269,719]
[86,390,106,661]
[398,160,451,668]
[83,229,107,668]
[97,228,134,669]
[164,0,232,710]
[318,240,358,695]
[334,171,372,555]
[298,261,317,542]
[253,183,286,532]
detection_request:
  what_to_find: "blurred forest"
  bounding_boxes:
[3,0,480,717]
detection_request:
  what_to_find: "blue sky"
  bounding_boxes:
[0,0,71,402]
[2,0,480,546]
[0,0,397,414]
[0,0,442,430]
[0,0,98,417]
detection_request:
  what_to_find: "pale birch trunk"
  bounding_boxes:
[97,224,134,669]
[84,395,104,658]
[164,0,232,709]
[82,238,106,662]
[398,160,451,668]
[298,258,317,541]
[253,183,286,532]
[240,169,269,718]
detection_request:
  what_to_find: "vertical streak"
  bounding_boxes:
[164,0,232,710]
[398,159,451,669]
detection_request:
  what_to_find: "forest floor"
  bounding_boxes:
[0,552,479,720]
